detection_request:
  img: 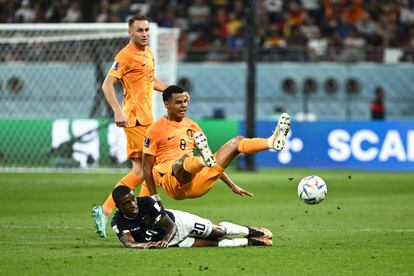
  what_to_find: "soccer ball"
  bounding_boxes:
[297,175,327,205]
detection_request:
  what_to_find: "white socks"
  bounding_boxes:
[216,222,251,247]
[218,221,249,236]
[218,238,248,247]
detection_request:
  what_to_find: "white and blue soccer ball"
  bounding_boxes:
[297,175,327,205]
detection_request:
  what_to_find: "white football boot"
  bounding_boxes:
[194,132,216,167]
[269,112,291,151]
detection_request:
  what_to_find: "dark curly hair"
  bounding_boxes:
[112,185,133,206]
[162,85,186,102]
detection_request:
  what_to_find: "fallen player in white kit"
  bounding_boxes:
[110,186,273,249]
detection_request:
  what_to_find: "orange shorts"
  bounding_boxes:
[139,161,225,200]
[123,125,149,159]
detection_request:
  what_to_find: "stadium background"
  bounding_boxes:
[1,1,414,275]
[1,0,413,171]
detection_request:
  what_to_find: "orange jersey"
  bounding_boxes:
[143,117,202,165]
[108,43,155,126]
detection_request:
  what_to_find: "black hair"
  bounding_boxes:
[162,85,186,102]
[128,15,149,28]
[112,185,133,206]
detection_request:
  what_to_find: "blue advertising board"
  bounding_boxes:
[240,121,414,171]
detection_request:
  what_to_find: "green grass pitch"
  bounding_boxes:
[0,169,413,275]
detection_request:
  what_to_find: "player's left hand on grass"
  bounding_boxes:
[144,241,159,249]
[155,240,169,248]
[231,185,253,197]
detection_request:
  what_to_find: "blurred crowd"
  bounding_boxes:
[1,0,414,62]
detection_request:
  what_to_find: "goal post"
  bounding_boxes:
[149,24,180,119]
[0,23,179,170]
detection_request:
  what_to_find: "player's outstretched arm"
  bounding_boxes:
[142,153,164,204]
[102,74,129,127]
[142,153,157,195]
[220,172,253,197]
[155,214,178,248]
[119,232,158,249]
[154,77,168,92]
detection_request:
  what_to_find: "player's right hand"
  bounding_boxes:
[155,240,169,248]
[114,110,130,127]
[231,185,253,197]
[144,241,158,249]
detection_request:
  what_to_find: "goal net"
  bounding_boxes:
[0,23,179,170]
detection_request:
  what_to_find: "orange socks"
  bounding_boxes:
[183,156,205,174]
[237,138,270,154]
[102,172,143,216]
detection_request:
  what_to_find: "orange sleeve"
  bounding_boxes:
[192,121,202,133]
[143,123,161,156]
[108,52,129,79]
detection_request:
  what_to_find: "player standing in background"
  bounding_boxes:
[370,86,386,120]
[92,15,168,238]
[141,85,291,205]
[111,186,272,248]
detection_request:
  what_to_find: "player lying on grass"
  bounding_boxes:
[111,185,272,248]
[141,84,291,206]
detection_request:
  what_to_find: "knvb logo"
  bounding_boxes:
[276,132,303,164]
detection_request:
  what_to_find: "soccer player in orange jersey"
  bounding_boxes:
[92,15,169,238]
[141,85,291,206]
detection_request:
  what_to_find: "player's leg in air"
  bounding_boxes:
[171,112,291,197]
[92,126,147,238]
[214,112,291,166]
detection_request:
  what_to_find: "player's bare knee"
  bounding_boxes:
[132,170,143,179]
[208,225,226,239]
[172,155,192,183]
[172,158,184,170]
[229,136,244,151]
[131,159,144,178]
[172,155,187,172]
